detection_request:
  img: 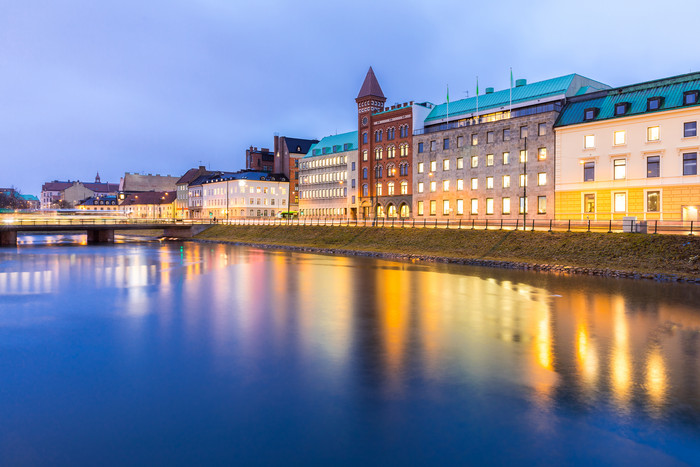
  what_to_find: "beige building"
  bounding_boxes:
[121,192,176,219]
[298,131,358,218]
[555,72,700,222]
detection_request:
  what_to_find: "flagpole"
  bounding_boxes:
[446,84,449,128]
[476,76,479,123]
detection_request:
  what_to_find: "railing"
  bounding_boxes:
[0,218,212,226]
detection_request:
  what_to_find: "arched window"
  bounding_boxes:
[400,143,409,157]
[400,180,408,194]
[387,146,395,158]
[362,184,368,197]
[362,167,368,179]
[387,182,395,195]
[400,204,409,218]
[375,148,383,160]
[363,132,368,144]
[376,204,385,217]
[387,204,397,218]
[375,165,383,179]
[376,183,383,196]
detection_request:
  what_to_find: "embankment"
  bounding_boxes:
[195,225,700,281]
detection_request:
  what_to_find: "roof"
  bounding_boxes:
[121,191,176,206]
[425,74,610,123]
[357,67,385,99]
[41,180,117,193]
[120,173,179,192]
[283,137,319,155]
[304,131,358,158]
[19,194,39,201]
[42,181,73,192]
[556,71,700,127]
[177,167,212,185]
[203,171,289,184]
[77,195,117,206]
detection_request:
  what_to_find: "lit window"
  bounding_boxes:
[614,130,626,145]
[417,201,424,215]
[502,175,510,188]
[418,162,424,174]
[443,159,450,170]
[684,122,697,137]
[443,180,449,191]
[647,156,660,178]
[519,197,528,214]
[647,191,660,212]
[614,192,626,212]
[457,157,464,169]
[471,178,478,190]
[502,197,511,215]
[418,182,424,193]
[584,161,595,181]
[471,199,478,214]
[471,155,478,168]
[376,183,382,196]
[486,198,494,215]
[519,150,527,163]
[487,131,494,143]
[584,135,595,148]
[538,148,547,160]
[443,200,450,215]
[457,179,464,190]
[538,173,547,186]
[487,154,494,166]
[430,160,437,172]
[503,152,510,165]
[584,194,595,213]
[486,176,494,189]
[387,182,395,195]
[683,152,698,175]
[430,200,436,215]
[537,196,546,214]
[614,159,626,180]
[457,199,464,215]
[519,174,527,187]
[430,181,437,192]
[471,134,478,146]
[400,181,408,195]
[647,126,660,141]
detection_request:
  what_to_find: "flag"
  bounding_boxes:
[446,84,449,104]
[510,68,513,88]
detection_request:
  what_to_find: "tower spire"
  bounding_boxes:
[357,66,385,99]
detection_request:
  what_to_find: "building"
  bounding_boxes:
[19,194,40,210]
[120,192,176,219]
[413,74,609,221]
[555,72,700,222]
[77,195,120,213]
[199,171,289,220]
[273,136,319,212]
[118,172,179,199]
[356,67,433,219]
[245,147,274,172]
[41,173,119,209]
[298,131,358,218]
[175,166,213,219]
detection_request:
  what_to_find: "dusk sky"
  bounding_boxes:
[3,0,698,195]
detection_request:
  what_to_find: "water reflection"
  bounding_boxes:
[1,239,700,463]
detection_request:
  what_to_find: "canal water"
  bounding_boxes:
[1,237,700,466]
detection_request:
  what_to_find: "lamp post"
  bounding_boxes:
[522,136,527,230]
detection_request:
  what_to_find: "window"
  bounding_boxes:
[430,200,437,215]
[647,126,660,141]
[503,128,511,141]
[457,157,464,169]
[418,162,424,174]
[417,201,424,216]
[457,199,464,215]
[487,154,494,166]
[684,122,697,137]
[486,198,494,215]
[443,180,449,191]
[647,97,662,111]
[584,194,595,213]
[471,155,478,168]
[584,108,598,121]
[457,136,464,148]
[375,148,383,160]
[418,142,424,153]
[471,199,478,215]
[683,152,698,175]
[684,91,699,106]
[388,128,395,140]
[471,178,478,190]
[400,144,409,157]
[376,183,382,196]
[537,148,547,161]
[614,193,626,212]
[537,196,546,214]
[537,172,547,186]
[351,162,356,171]
[519,150,527,163]
[538,123,546,136]
[400,181,408,195]
[363,133,368,144]
[647,156,660,178]
[502,175,510,188]
[519,174,527,187]
[387,182,395,195]
[457,179,464,190]
[614,103,628,116]
[363,150,368,161]
[387,146,395,158]
[520,126,528,138]
[614,159,627,180]
[614,130,626,145]
[430,181,436,192]
[363,167,367,179]
[430,160,437,172]
[503,152,510,165]
[584,161,595,181]
[584,135,595,149]
[443,138,450,150]
[486,176,494,189]
[352,179,356,188]
[430,140,437,151]
[487,131,494,143]
[443,200,450,215]
[418,182,424,193]
[502,198,511,215]
[443,159,450,170]
[471,134,478,146]
[647,191,660,212]
[375,165,382,178]
[519,197,528,214]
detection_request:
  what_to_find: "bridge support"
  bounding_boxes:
[86,229,114,244]
[0,231,17,246]
[163,225,213,238]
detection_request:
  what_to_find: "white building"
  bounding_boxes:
[199,171,290,220]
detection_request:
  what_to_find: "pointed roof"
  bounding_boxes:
[357,67,385,99]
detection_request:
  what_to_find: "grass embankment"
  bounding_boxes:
[195,225,700,279]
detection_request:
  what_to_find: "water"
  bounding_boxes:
[1,237,700,466]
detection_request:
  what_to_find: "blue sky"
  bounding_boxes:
[2,0,698,195]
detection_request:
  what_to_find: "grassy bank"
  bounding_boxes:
[195,225,700,279]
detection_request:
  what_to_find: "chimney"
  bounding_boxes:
[515,79,527,87]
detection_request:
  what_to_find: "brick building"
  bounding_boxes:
[273,135,318,212]
[355,67,432,219]
[246,146,274,172]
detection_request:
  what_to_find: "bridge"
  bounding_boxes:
[0,219,213,246]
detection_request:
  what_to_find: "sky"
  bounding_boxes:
[2,0,699,195]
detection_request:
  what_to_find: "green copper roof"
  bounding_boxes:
[425,74,609,123]
[555,72,700,127]
[305,131,358,158]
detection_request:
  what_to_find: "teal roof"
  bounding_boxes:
[425,74,609,123]
[556,72,700,127]
[305,131,358,158]
[20,194,39,201]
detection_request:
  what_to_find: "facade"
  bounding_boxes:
[200,171,289,220]
[175,166,212,219]
[356,67,432,219]
[273,136,319,212]
[245,147,274,172]
[413,74,609,221]
[120,192,176,219]
[555,72,700,222]
[77,195,120,213]
[41,174,119,209]
[298,131,358,218]
[118,172,178,198]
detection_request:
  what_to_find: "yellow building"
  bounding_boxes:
[555,73,700,222]
[120,192,176,219]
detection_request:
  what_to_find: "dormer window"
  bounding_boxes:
[583,107,598,121]
[683,91,698,106]
[614,102,629,116]
[647,97,663,111]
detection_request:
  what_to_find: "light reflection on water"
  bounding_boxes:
[1,239,700,465]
